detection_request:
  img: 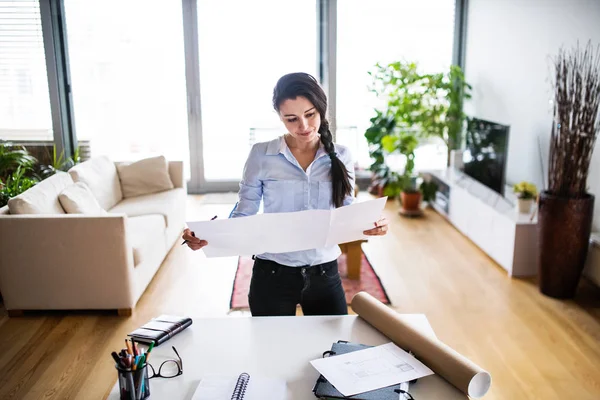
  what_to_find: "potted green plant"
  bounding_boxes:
[369,164,402,198]
[365,61,426,206]
[419,65,472,166]
[0,142,39,207]
[0,142,81,208]
[538,41,599,299]
[364,111,397,196]
[420,178,438,206]
[513,181,538,213]
[380,129,422,214]
[365,61,472,169]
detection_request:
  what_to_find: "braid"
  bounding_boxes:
[319,119,353,208]
[319,120,336,154]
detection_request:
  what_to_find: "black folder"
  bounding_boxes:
[312,341,414,400]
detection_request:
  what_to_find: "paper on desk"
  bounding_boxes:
[191,374,287,400]
[310,342,434,397]
[186,197,387,257]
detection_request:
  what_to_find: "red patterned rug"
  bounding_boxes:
[229,250,391,310]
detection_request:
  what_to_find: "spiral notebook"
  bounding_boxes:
[192,372,287,400]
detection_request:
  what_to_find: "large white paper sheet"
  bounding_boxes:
[186,197,387,257]
[309,342,434,397]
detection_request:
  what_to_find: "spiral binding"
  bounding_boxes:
[231,372,250,400]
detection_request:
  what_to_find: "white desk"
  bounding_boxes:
[108,315,465,399]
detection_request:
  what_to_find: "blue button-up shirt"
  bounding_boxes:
[230,135,355,266]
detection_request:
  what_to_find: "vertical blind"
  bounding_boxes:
[0,0,53,140]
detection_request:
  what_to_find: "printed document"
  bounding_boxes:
[310,342,434,397]
[186,197,387,257]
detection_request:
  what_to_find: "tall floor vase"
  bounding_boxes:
[537,191,595,298]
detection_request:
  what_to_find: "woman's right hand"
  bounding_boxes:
[182,228,208,251]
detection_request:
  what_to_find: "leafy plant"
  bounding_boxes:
[366,61,472,168]
[38,145,80,180]
[420,180,438,203]
[419,65,472,159]
[0,166,39,207]
[0,142,82,207]
[364,111,396,172]
[0,142,37,183]
[513,181,537,200]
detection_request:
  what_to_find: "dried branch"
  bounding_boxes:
[548,40,600,197]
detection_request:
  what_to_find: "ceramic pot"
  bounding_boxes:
[537,191,595,298]
[517,198,533,214]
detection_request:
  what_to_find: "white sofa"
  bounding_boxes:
[0,156,186,316]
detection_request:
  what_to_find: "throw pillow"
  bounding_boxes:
[7,171,73,214]
[116,155,174,198]
[58,182,108,215]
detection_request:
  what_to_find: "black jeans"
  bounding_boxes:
[248,257,348,316]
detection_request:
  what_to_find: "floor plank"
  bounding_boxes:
[0,194,599,399]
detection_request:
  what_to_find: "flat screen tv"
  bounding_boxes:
[462,118,510,195]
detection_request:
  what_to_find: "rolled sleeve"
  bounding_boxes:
[230,144,263,218]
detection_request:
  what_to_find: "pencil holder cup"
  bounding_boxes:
[116,363,150,400]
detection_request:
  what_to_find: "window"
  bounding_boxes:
[336,0,456,171]
[0,0,53,141]
[63,0,190,175]
[197,0,317,181]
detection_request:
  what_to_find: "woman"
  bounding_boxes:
[183,72,389,316]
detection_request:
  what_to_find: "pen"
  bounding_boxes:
[132,338,138,357]
[146,341,155,361]
[181,215,217,245]
[111,351,126,369]
[134,355,146,400]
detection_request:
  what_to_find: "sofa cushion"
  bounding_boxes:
[68,156,123,210]
[109,188,185,227]
[7,171,73,214]
[127,214,166,266]
[116,156,174,198]
[58,182,108,215]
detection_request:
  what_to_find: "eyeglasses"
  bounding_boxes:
[395,388,415,400]
[148,346,183,379]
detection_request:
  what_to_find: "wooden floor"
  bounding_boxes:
[1,194,600,399]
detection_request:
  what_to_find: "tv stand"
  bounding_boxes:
[422,169,538,277]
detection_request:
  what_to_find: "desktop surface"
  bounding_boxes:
[108,315,465,399]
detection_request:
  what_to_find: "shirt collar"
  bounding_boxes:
[266,135,328,159]
[265,136,284,155]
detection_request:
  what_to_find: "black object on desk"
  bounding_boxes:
[127,315,192,346]
[312,340,416,400]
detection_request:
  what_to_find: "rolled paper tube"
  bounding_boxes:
[351,291,491,398]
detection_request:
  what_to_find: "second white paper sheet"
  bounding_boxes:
[310,342,434,397]
[186,197,387,257]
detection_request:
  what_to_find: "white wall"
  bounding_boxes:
[464,0,600,235]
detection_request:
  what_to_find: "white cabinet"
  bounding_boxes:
[426,169,538,277]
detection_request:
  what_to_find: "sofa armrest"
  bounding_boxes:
[0,214,136,311]
[168,161,185,190]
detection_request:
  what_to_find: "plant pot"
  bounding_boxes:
[399,191,423,217]
[537,191,595,298]
[449,149,464,170]
[517,198,533,214]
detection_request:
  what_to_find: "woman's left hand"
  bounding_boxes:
[363,217,389,236]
